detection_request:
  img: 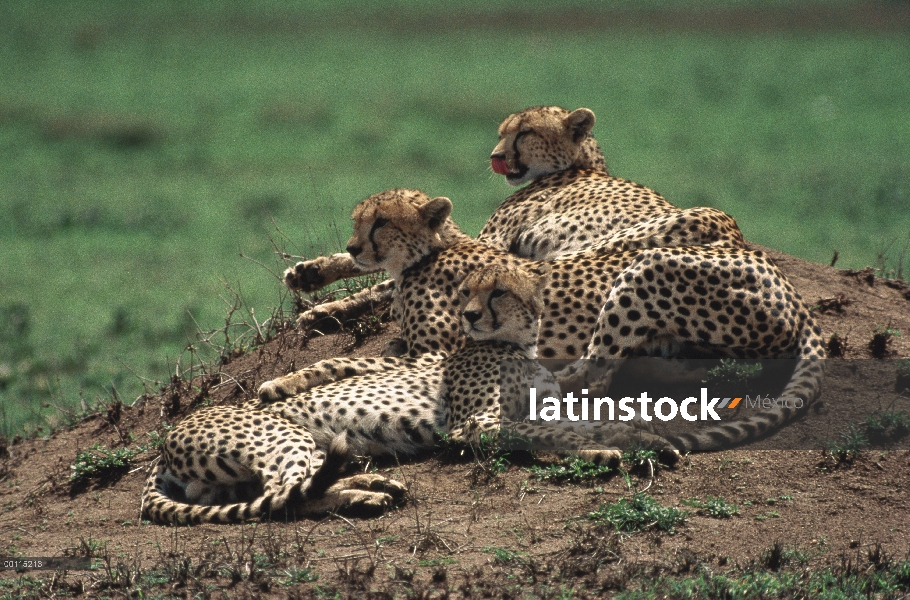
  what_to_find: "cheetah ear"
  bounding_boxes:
[419,196,453,231]
[527,264,550,284]
[565,108,596,142]
[531,263,550,293]
[526,264,550,313]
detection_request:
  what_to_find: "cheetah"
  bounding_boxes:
[550,246,826,452]
[287,189,823,451]
[295,188,743,359]
[483,105,679,260]
[255,262,679,467]
[286,105,709,328]
[140,409,406,525]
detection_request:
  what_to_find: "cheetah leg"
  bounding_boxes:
[140,412,406,525]
[449,412,623,468]
[256,353,447,404]
[295,280,397,330]
[301,474,407,517]
[284,253,380,292]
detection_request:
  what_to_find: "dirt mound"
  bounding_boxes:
[2,244,909,597]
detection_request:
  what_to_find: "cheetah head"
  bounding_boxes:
[460,263,549,352]
[490,106,603,186]
[346,189,454,278]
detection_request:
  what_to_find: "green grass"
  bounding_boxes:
[1,1,909,436]
[588,493,688,533]
[682,495,740,518]
[69,442,146,483]
[529,455,614,483]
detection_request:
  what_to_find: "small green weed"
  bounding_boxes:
[70,443,145,482]
[279,566,318,586]
[146,424,174,449]
[760,541,811,569]
[703,359,763,385]
[683,496,739,518]
[483,547,524,565]
[822,423,869,463]
[418,557,457,567]
[588,493,687,534]
[528,456,613,483]
[823,409,909,464]
[622,447,660,465]
[865,409,910,441]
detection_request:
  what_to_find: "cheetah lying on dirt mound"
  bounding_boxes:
[288,105,701,329]
[288,189,824,452]
[255,263,679,468]
[291,189,744,358]
[141,411,406,525]
[144,263,685,526]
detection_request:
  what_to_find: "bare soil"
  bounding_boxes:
[2,243,910,598]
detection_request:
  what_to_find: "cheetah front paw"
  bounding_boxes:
[284,258,336,293]
[325,474,407,516]
[294,304,341,330]
[342,473,408,504]
[334,489,395,517]
[257,378,299,403]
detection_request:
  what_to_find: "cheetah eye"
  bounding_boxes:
[373,217,389,229]
[490,289,506,299]
[460,288,470,297]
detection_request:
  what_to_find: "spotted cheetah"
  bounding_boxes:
[141,409,406,525]
[302,188,743,359]
[286,105,708,328]
[287,189,823,451]
[256,262,679,467]
[550,246,826,452]
[483,105,678,260]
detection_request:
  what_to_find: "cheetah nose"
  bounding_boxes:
[463,310,482,324]
[347,244,362,258]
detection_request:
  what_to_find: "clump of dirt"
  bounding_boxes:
[1,243,909,597]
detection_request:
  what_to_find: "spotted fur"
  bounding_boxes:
[285,106,726,327]
[483,105,680,260]
[335,189,744,359]
[256,262,679,467]
[140,409,406,525]
[317,189,824,451]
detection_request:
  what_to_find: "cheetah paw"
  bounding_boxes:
[342,474,408,504]
[575,449,622,468]
[335,489,395,517]
[284,259,333,293]
[295,305,340,330]
[257,379,297,403]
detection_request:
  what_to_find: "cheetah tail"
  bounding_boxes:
[139,456,272,525]
[668,321,825,453]
[301,432,351,500]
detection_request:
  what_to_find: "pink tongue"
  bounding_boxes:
[491,157,510,176]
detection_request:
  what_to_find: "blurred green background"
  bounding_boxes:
[1,0,908,436]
